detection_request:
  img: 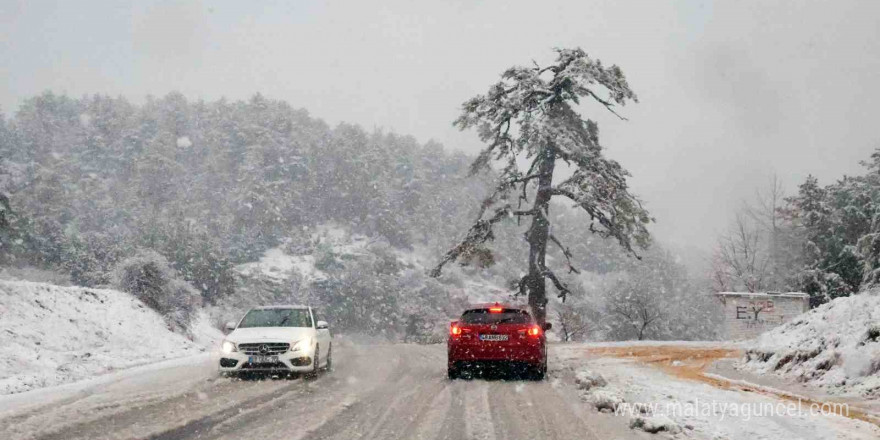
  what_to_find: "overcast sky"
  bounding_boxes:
[2,0,879,252]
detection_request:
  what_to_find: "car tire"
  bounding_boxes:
[531,365,545,381]
[325,344,332,371]
[306,345,320,379]
[447,366,459,380]
[531,349,548,381]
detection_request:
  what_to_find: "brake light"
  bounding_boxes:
[527,325,541,337]
[489,307,503,313]
[451,325,462,336]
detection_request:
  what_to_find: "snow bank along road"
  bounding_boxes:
[0,342,636,440]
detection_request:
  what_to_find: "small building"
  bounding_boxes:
[715,292,810,340]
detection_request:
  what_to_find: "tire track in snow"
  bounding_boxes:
[463,381,496,440]
[404,383,452,440]
[30,378,299,440]
[487,382,534,439]
[435,380,466,440]
[524,379,600,439]
[295,346,441,440]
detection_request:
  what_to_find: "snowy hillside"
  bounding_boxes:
[217,224,516,340]
[0,280,217,395]
[235,225,372,285]
[234,224,512,303]
[740,291,880,397]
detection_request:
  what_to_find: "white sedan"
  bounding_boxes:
[219,305,332,376]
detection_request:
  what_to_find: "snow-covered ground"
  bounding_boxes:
[557,343,880,439]
[236,247,328,284]
[740,291,880,398]
[235,224,373,284]
[0,280,221,395]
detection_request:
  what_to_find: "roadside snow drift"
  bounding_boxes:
[0,280,205,395]
[741,290,880,397]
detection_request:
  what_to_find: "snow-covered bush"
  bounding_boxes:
[113,249,200,333]
[588,389,625,411]
[574,368,607,391]
[60,229,129,287]
[629,415,681,434]
[313,242,344,272]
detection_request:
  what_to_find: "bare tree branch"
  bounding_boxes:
[584,89,628,121]
[549,233,580,274]
[541,267,572,300]
[550,186,645,259]
[429,205,533,278]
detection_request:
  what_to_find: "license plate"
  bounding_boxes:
[479,334,509,341]
[248,355,278,364]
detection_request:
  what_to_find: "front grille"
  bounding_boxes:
[241,361,290,371]
[238,342,290,355]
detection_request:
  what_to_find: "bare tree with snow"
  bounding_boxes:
[554,301,593,342]
[606,276,664,341]
[710,213,771,293]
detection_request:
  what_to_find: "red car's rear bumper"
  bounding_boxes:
[447,340,544,366]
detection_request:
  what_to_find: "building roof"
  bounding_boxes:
[715,292,809,298]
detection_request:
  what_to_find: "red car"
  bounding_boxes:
[447,303,551,380]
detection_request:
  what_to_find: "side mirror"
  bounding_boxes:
[224,321,237,333]
[316,320,329,330]
[543,322,553,331]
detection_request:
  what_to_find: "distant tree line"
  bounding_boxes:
[711,151,880,307]
[0,92,482,306]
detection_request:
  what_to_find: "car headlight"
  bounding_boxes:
[221,340,237,354]
[290,337,311,353]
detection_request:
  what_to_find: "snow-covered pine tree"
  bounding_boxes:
[783,175,859,306]
[856,149,880,290]
[430,48,652,324]
[857,215,880,290]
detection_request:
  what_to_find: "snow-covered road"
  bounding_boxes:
[2,342,878,440]
[0,342,635,440]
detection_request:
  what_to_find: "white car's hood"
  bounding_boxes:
[226,327,313,343]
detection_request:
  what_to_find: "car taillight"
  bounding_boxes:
[489,307,503,313]
[527,325,541,337]
[451,325,462,336]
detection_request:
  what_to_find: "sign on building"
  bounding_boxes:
[715,292,809,340]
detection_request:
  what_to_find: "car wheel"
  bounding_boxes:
[324,344,332,371]
[447,366,459,380]
[307,345,320,378]
[531,349,548,381]
[531,365,545,381]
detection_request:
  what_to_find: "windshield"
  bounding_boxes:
[238,309,312,328]
[460,309,532,324]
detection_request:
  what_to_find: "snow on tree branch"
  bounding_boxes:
[433,47,652,323]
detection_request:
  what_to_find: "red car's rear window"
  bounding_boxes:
[460,309,532,324]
